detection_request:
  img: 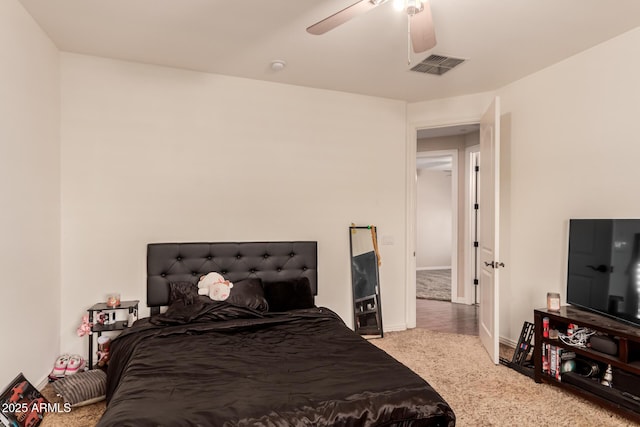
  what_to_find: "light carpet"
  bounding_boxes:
[39,328,637,426]
[416,269,451,301]
[372,329,637,426]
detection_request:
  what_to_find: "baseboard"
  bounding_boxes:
[417,266,452,271]
[500,336,517,349]
[36,373,50,391]
[383,323,408,333]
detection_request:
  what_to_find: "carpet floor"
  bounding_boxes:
[416,269,451,301]
[372,329,636,426]
[39,329,637,426]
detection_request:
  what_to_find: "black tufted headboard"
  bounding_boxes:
[147,241,317,315]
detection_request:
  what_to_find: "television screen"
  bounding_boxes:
[567,219,640,327]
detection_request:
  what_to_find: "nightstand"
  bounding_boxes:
[87,300,139,369]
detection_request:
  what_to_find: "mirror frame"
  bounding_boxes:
[349,225,383,338]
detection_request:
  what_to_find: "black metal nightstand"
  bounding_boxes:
[87,300,139,369]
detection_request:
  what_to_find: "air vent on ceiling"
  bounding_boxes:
[410,54,465,75]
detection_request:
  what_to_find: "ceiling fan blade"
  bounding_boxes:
[306,0,387,35]
[410,1,436,52]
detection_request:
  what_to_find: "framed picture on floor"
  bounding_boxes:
[0,373,48,427]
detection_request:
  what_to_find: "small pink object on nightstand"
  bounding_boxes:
[106,293,121,307]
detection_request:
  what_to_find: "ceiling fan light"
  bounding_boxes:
[406,0,423,15]
[393,0,405,11]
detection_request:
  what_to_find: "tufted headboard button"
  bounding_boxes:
[290,252,295,257]
[236,255,242,259]
[207,256,212,260]
[263,254,269,259]
[177,256,182,261]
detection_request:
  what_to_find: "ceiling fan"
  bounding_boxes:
[306,0,436,54]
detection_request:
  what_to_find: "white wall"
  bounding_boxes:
[0,0,60,386]
[416,169,452,268]
[408,27,640,345]
[496,26,640,343]
[60,53,408,356]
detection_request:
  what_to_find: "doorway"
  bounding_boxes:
[415,150,457,302]
[414,125,480,335]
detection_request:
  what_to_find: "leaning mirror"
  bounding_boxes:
[349,225,383,337]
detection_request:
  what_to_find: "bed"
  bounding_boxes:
[97,241,455,427]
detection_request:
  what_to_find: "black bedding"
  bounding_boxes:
[97,299,455,427]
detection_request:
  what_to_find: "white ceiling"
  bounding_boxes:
[417,154,452,171]
[416,123,479,139]
[18,0,640,103]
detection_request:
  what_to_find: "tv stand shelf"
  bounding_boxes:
[534,306,640,423]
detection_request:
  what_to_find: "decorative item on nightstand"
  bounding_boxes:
[127,308,138,327]
[106,293,121,308]
[76,314,93,337]
[87,299,138,369]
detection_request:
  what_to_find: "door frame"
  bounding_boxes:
[406,119,481,328]
[465,145,480,305]
[415,149,459,303]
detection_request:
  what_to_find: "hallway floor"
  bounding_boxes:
[416,298,479,336]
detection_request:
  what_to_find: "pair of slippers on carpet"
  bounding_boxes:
[49,354,85,380]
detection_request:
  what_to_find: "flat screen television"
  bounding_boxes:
[567,219,640,327]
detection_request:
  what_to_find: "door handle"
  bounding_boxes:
[484,261,505,269]
[587,264,610,273]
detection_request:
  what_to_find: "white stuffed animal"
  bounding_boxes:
[197,272,224,294]
[209,281,233,301]
[197,272,233,301]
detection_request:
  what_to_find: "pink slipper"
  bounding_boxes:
[64,354,85,375]
[51,354,70,378]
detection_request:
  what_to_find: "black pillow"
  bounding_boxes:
[227,278,269,312]
[168,281,199,305]
[263,277,314,312]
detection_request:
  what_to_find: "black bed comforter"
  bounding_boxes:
[97,300,455,427]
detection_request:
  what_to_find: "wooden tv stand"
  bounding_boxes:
[534,306,640,423]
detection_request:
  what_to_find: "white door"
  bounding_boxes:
[479,97,501,364]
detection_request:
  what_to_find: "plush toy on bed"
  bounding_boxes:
[197,272,225,296]
[197,272,234,301]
